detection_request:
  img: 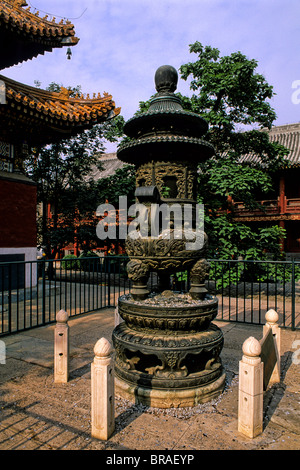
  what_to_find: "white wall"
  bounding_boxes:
[0,247,37,288]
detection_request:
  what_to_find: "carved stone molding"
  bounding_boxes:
[118,294,218,331]
[112,321,224,390]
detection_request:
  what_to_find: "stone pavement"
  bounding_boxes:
[0,307,299,452]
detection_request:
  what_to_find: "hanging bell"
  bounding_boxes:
[66,47,72,60]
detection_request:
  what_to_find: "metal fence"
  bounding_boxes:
[0,256,299,336]
[207,259,299,330]
[0,256,130,337]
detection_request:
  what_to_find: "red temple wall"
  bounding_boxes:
[0,176,37,248]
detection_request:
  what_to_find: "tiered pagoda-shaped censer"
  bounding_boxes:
[112,65,226,408]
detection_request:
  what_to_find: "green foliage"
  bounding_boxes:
[201,154,274,213]
[209,260,244,290]
[46,82,82,97]
[178,41,289,262]
[179,42,289,164]
[160,184,172,198]
[78,251,101,272]
[209,259,300,290]
[61,252,102,272]
[93,164,136,207]
[24,82,126,256]
[61,254,78,270]
[180,42,276,134]
[204,214,285,260]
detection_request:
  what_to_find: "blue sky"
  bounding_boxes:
[4,0,300,151]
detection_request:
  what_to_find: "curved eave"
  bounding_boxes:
[0,0,79,69]
[0,74,121,145]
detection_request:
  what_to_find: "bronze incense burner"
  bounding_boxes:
[112,65,225,407]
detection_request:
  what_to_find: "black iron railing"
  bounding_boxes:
[207,259,300,330]
[0,256,299,336]
[0,256,130,336]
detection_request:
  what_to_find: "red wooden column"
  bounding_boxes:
[279,175,286,251]
[279,175,286,214]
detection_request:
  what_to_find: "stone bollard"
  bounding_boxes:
[263,309,281,385]
[54,309,69,383]
[238,336,263,438]
[91,337,115,440]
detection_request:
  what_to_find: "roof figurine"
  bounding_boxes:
[0,74,121,147]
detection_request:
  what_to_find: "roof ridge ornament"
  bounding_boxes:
[58,87,71,99]
[12,0,28,6]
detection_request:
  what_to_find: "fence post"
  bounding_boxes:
[107,262,111,307]
[238,336,264,438]
[263,309,281,385]
[54,309,69,383]
[8,263,12,334]
[42,259,46,325]
[91,337,115,440]
[291,259,296,331]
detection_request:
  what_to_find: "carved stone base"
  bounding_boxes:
[115,372,226,408]
[117,294,218,331]
[113,292,225,408]
[112,316,225,407]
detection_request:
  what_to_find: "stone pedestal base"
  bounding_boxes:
[115,372,226,408]
[113,294,226,409]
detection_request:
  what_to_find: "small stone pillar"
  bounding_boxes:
[127,259,150,301]
[263,309,281,384]
[189,259,210,300]
[54,309,69,383]
[91,337,115,440]
[238,336,263,438]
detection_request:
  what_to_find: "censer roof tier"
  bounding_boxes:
[117,65,215,164]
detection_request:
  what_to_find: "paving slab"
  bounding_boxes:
[0,308,299,453]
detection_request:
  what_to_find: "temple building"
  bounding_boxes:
[233,123,300,259]
[0,0,120,280]
[78,121,300,260]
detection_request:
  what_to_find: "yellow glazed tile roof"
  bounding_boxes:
[0,0,79,68]
[0,74,121,144]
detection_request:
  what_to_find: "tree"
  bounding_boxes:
[93,163,136,207]
[24,83,125,257]
[133,43,289,261]
[86,163,136,250]
[178,41,289,260]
